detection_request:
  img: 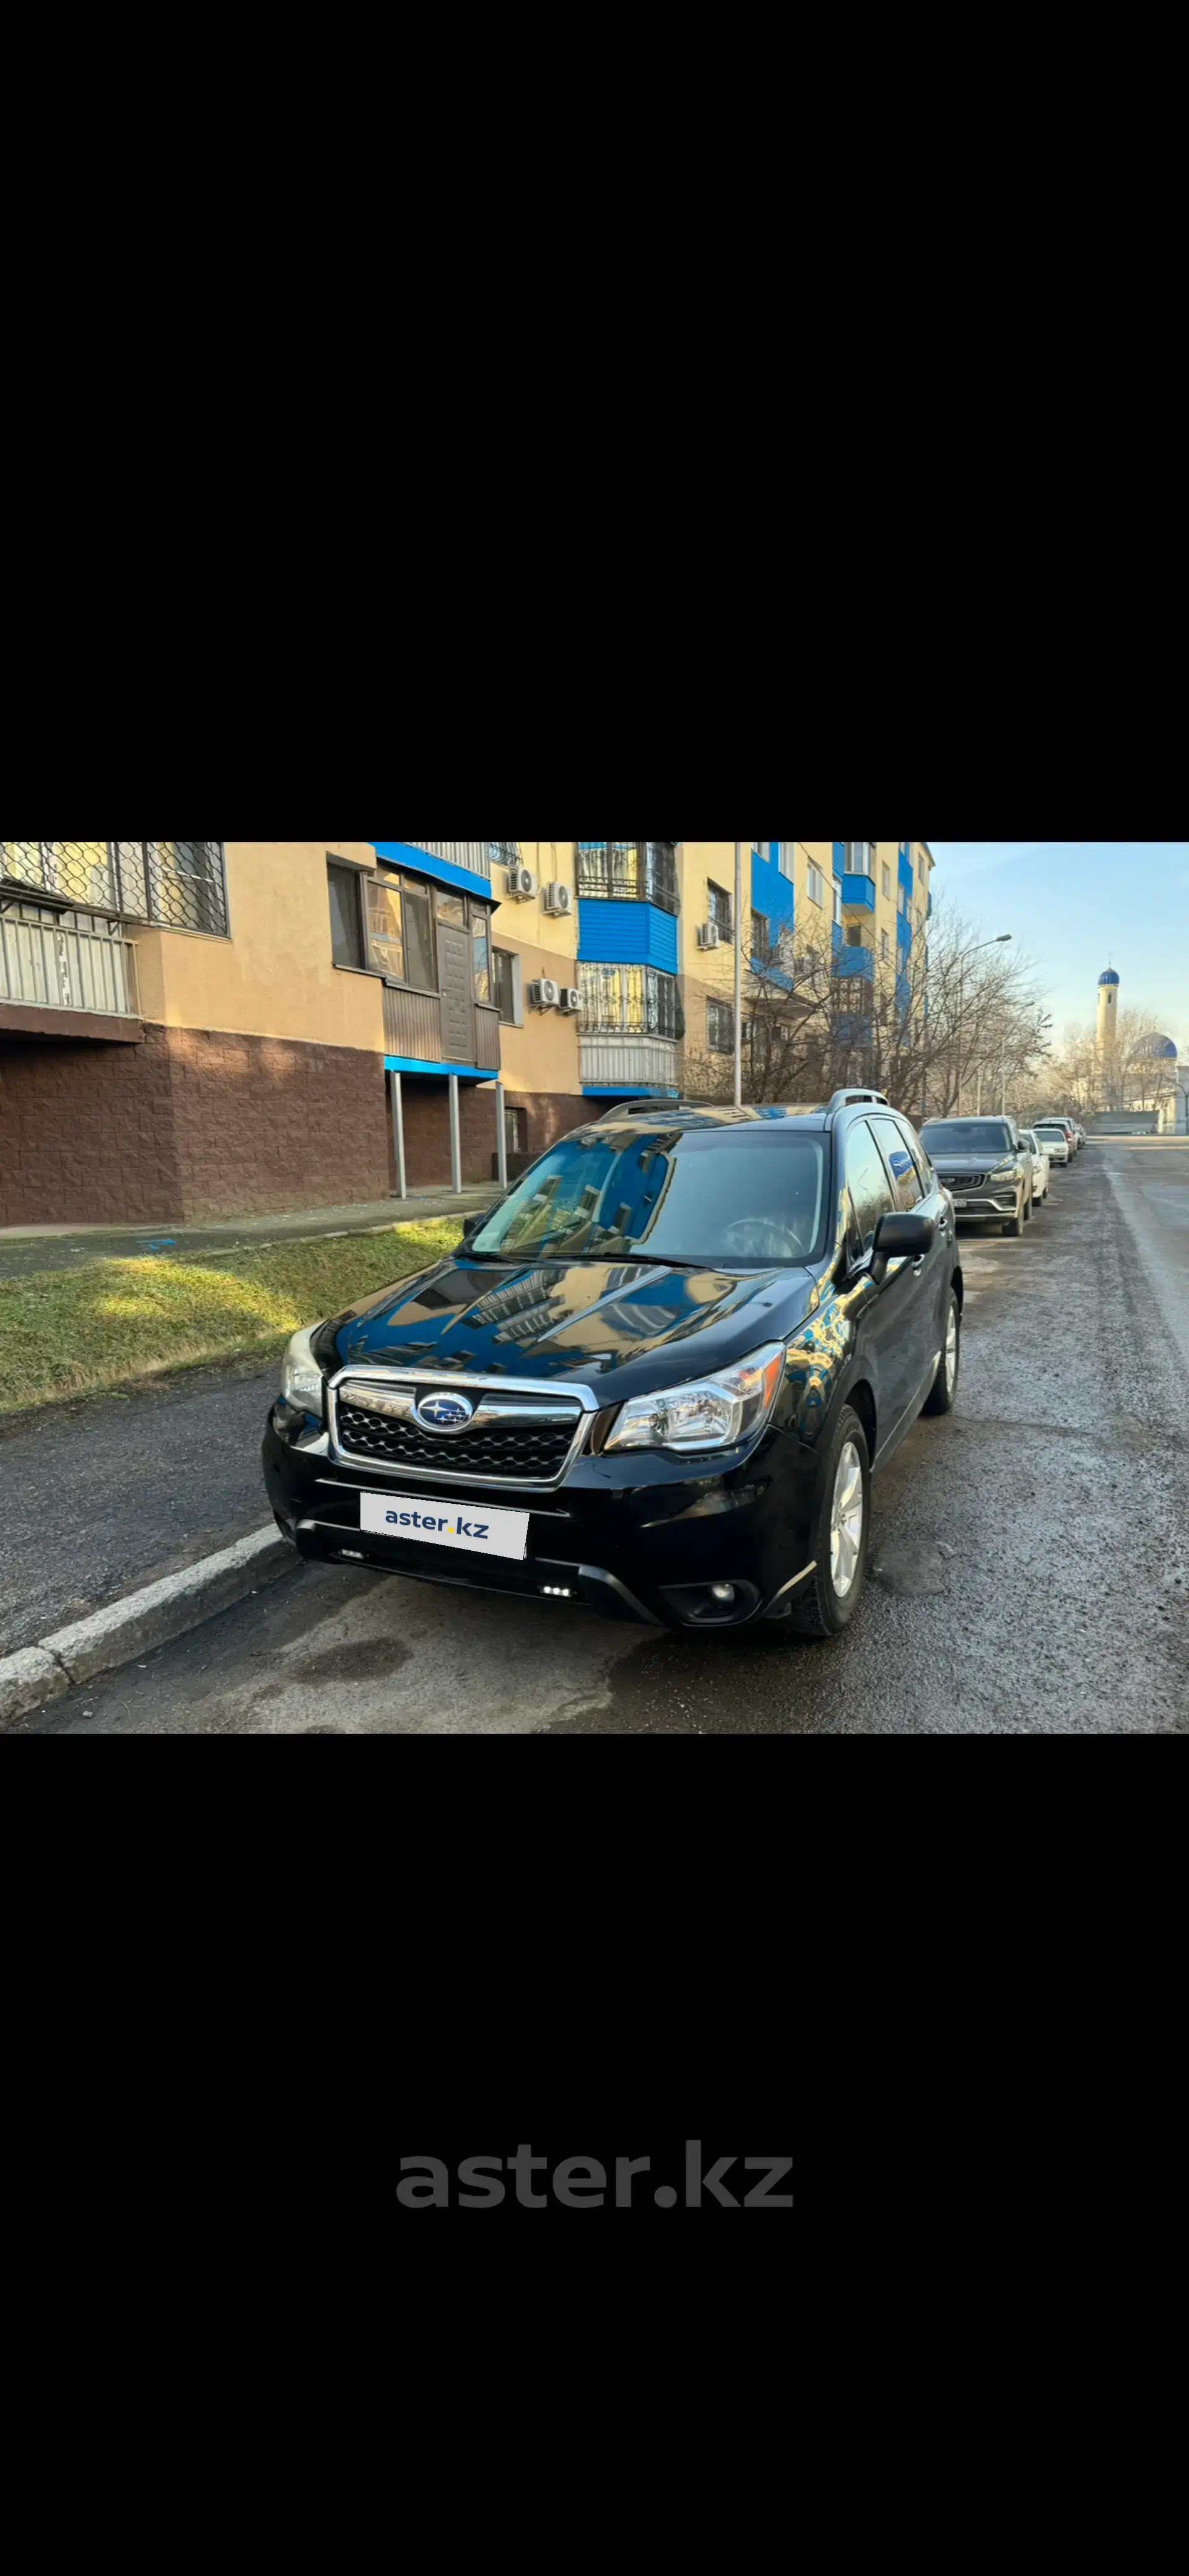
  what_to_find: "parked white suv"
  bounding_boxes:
[1019,1130,1051,1202]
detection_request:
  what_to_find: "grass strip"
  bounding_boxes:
[0,1220,463,1418]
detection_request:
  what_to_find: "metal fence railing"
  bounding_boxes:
[0,903,139,1017]
[1,842,229,938]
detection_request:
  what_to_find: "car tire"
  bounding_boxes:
[785,1404,871,1639]
[1003,1198,1025,1238]
[922,1286,960,1415]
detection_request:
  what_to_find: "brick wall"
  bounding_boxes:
[503,1090,590,1167]
[394,1077,498,1191]
[0,1024,391,1226]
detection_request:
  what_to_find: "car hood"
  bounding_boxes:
[318,1255,818,1402]
[930,1149,1016,1169]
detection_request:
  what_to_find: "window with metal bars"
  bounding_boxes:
[1,841,229,937]
[575,842,679,912]
[707,881,733,939]
[578,961,684,1038]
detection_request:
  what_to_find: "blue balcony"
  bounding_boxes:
[895,971,912,1018]
[898,849,914,898]
[752,844,795,932]
[837,944,874,979]
[833,841,846,877]
[927,889,933,917]
[373,840,507,901]
[832,921,843,958]
[750,951,795,992]
[842,874,876,914]
[897,912,912,953]
[578,900,678,973]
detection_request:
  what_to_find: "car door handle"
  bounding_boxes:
[911,1256,926,1275]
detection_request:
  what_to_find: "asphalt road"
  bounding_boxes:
[20,1140,1189,1734]
[0,1356,279,1655]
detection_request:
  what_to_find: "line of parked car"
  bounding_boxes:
[917,1112,1085,1235]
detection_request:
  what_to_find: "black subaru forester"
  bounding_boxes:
[263,1091,962,1638]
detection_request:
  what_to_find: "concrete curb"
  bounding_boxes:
[1,1525,295,1729]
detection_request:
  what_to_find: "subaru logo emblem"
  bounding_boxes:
[415,1390,475,1431]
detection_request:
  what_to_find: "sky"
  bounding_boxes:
[928,844,1189,1049]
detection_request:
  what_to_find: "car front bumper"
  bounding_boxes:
[948,1186,1022,1219]
[262,1405,823,1633]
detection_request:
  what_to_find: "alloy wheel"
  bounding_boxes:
[944,1299,958,1392]
[830,1439,865,1598]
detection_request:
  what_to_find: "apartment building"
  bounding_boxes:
[678,841,934,1071]
[0,838,936,1229]
[0,841,539,1225]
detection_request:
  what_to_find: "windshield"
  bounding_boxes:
[469,1125,829,1265]
[920,1121,1014,1155]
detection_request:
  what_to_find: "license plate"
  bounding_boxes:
[360,1490,529,1561]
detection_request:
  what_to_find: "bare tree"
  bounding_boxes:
[681,893,1052,1125]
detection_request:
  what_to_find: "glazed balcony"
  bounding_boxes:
[576,843,679,913]
[842,874,876,914]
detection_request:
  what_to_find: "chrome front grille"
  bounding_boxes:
[941,1171,987,1190]
[330,1372,591,1489]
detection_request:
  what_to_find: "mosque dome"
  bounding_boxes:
[1138,1034,1178,1060]
[1098,969,1120,987]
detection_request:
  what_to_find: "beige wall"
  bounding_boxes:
[495,929,581,1094]
[132,843,384,1053]
[493,841,581,1098]
[677,842,743,1008]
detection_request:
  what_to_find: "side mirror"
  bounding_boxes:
[870,1210,936,1285]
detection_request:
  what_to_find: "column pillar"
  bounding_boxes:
[390,1072,406,1200]
[448,1074,462,1194]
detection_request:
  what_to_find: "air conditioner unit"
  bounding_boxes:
[558,986,581,1014]
[529,977,560,1010]
[505,867,538,901]
[697,922,720,950]
[542,882,573,917]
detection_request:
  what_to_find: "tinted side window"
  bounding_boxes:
[871,1116,926,1211]
[845,1119,895,1255]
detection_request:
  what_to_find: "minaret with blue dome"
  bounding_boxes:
[1096,966,1120,1054]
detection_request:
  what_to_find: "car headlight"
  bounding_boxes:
[989,1161,1021,1181]
[281,1322,326,1413]
[604,1341,785,1455]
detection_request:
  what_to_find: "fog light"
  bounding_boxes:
[541,1584,573,1598]
[710,1582,735,1603]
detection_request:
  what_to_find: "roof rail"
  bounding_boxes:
[593,1097,751,1119]
[825,1088,891,1112]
